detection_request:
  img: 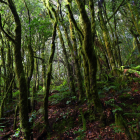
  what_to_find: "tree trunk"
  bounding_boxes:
[44,21,57,129]
[75,0,102,112]
[7,42,13,101]
[0,0,30,139]
[41,40,46,92]
[98,7,116,71]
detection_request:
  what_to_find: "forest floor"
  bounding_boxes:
[1,77,140,140]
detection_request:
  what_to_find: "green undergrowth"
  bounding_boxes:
[49,81,72,105]
[131,65,140,71]
[97,69,140,139]
[49,112,84,139]
[104,94,140,139]
[97,69,140,97]
[34,80,73,105]
[49,91,71,105]
[53,116,75,133]
[51,79,68,91]
[118,93,132,100]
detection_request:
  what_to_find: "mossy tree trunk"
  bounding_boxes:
[0,77,14,118]
[0,38,7,93]
[35,54,39,91]
[46,0,76,96]
[0,65,1,96]
[23,0,34,113]
[11,48,17,90]
[23,0,34,83]
[44,0,76,97]
[33,51,41,91]
[94,38,110,70]
[65,1,84,101]
[112,1,122,67]
[41,39,46,92]
[130,27,140,53]
[0,0,30,139]
[81,51,90,98]
[68,10,84,100]
[128,2,140,35]
[98,6,116,71]
[7,42,13,101]
[75,0,102,112]
[78,27,90,99]
[36,43,40,91]
[44,21,57,128]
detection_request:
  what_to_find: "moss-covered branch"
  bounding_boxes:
[44,21,57,128]
[0,0,30,139]
[75,0,102,112]
[65,4,84,38]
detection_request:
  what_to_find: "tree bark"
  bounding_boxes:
[44,21,57,128]
[0,0,30,139]
[98,6,116,71]
[75,0,102,112]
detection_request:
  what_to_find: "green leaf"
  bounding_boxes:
[85,5,88,10]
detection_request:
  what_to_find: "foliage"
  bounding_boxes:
[13,91,20,97]
[74,129,86,140]
[49,91,71,105]
[13,128,20,137]
[0,118,5,132]
[49,81,72,105]
[118,93,131,100]
[39,86,43,90]
[110,124,124,133]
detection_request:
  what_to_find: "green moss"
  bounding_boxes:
[79,108,86,131]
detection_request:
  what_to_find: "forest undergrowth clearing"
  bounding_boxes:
[1,80,140,140]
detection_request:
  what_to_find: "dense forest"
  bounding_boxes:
[0,0,140,139]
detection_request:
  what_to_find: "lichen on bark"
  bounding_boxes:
[73,0,103,113]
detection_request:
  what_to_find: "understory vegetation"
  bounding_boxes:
[1,67,140,139]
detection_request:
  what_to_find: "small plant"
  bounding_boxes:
[0,118,5,132]
[105,99,115,106]
[62,114,67,119]
[114,126,124,133]
[13,91,20,97]
[0,127,4,132]
[134,89,138,92]
[72,96,77,100]
[60,112,69,119]
[13,128,20,137]
[112,107,123,113]
[110,123,124,133]
[39,85,43,90]
[74,129,86,140]
[29,111,37,128]
[66,100,71,105]
[137,105,140,111]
